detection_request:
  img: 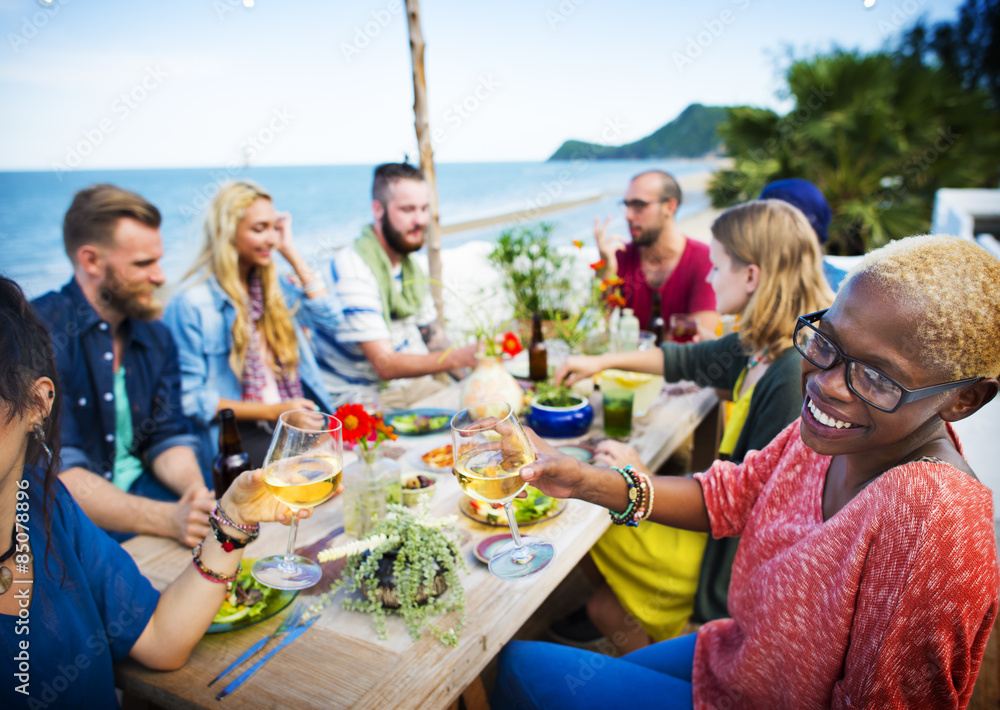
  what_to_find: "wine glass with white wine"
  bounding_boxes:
[251,410,343,590]
[451,401,555,580]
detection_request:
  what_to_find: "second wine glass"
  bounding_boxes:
[251,409,343,590]
[451,401,555,580]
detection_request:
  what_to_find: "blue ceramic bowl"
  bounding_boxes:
[528,394,594,438]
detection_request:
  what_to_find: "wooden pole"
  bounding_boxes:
[404,0,445,325]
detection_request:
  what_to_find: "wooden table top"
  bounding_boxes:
[115,381,716,709]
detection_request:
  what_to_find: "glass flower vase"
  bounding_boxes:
[342,450,401,539]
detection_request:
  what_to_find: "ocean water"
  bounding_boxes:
[0,159,713,299]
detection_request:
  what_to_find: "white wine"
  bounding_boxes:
[454,448,534,504]
[265,455,342,509]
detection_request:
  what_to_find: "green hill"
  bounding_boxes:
[547,103,730,161]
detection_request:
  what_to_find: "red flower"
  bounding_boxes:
[589,260,607,272]
[501,332,523,357]
[335,403,372,445]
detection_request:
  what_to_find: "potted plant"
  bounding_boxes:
[487,222,573,326]
[527,382,594,438]
[317,504,467,646]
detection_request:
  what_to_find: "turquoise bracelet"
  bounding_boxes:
[609,465,642,527]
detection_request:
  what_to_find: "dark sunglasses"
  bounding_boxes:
[619,198,671,212]
[793,310,981,413]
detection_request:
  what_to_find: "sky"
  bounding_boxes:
[0,0,966,171]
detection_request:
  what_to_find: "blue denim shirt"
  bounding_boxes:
[162,274,341,474]
[31,278,200,485]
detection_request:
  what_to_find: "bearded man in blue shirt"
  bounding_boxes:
[31,184,214,547]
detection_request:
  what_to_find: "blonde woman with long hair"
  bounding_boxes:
[164,181,342,471]
[549,199,835,653]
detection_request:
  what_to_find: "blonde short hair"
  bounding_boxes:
[711,200,834,356]
[841,235,1000,380]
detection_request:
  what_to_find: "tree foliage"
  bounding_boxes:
[710,49,1000,254]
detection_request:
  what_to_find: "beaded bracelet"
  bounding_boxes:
[191,542,240,589]
[634,470,655,522]
[609,466,642,527]
[212,502,260,539]
[210,517,252,552]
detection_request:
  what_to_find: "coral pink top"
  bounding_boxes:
[692,420,999,709]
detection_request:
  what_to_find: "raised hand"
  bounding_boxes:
[594,215,627,276]
[219,468,325,528]
[274,211,295,258]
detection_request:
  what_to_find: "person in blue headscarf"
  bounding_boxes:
[758,178,848,290]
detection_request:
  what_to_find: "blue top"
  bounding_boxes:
[31,279,201,484]
[1,465,160,709]
[162,274,342,474]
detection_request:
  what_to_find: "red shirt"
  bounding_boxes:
[615,237,716,329]
[692,421,998,709]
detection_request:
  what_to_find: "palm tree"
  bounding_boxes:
[711,51,1000,254]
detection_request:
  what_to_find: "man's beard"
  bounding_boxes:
[98,266,163,321]
[631,222,661,247]
[380,210,423,255]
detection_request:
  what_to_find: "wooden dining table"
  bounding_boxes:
[115,380,717,710]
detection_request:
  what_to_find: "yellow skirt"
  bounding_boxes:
[590,521,708,642]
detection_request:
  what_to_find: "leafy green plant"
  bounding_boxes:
[532,381,582,408]
[709,49,1000,254]
[317,504,467,646]
[487,223,572,321]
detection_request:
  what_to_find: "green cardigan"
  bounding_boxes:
[660,333,805,622]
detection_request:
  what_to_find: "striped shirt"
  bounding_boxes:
[311,247,437,396]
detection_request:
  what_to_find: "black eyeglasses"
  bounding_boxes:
[619,198,669,212]
[793,310,982,413]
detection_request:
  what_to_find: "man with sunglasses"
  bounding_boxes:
[594,170,718,335]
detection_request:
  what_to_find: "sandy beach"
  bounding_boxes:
[439,163,726,243]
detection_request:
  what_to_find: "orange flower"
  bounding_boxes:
[605,276,624,286]
[606,293,626,308]
[572,239,584,249]
[589,260,607,272]
[501,332,523,357]
[335,403,372,445]
[372,417,397,442]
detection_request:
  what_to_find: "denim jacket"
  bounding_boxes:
[31,279,200,483]
[162,274,342,474]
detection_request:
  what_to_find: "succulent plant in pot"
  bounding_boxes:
[317,503,467,646]
[527,382,594,438]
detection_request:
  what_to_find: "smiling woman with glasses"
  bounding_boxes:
[794,309,983,413]
[492,234,1000,710]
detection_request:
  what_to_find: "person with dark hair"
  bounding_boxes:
[310,162,477,408]
[0,274,319,709]
[593,170,719,332]
[31,184,215,547]
[758,178,849,290]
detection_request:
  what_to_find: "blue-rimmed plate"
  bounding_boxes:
[206,559,298,634]
[383,408,456,436]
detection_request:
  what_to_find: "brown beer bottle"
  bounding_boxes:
[648,292,666,347]
[528,313,548,382]
[212,409,253,499]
